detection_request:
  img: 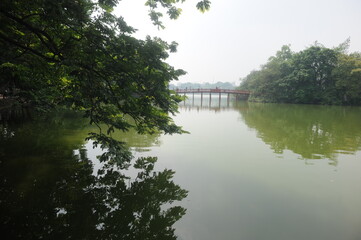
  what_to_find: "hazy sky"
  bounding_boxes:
[115,0,361,85]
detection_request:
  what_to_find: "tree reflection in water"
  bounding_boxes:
[0,109,187,240]
[239,103,361,165]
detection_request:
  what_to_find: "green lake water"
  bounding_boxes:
[1,97,361,239]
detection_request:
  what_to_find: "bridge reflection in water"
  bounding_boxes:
[174,88,250,108]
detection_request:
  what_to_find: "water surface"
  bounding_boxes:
[0,110,186,239]
[1,99,361,240]
[145,98,361,240]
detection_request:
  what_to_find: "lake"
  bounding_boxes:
[1,98,361,240]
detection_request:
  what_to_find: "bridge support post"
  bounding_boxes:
[201,92,203,107]
[209,92,212,106]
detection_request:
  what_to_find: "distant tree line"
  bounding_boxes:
[238,40,361,105]
[170,81,236,90]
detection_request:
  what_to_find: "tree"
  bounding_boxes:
[0,0,210,136]
[239,42,361,105]
[0,0,213,166]
[239,45,294,102]
[333,52,361,105]
[1,1,212,238]
[290,45,338,104]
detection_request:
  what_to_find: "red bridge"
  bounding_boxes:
[174,88,250,100]
[174,88,250,107]
[175,88,250,95]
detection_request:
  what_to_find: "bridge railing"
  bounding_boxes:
[174,88,250,95]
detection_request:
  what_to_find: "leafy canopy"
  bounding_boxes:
[239,40,361,105]
[0,0,210,137]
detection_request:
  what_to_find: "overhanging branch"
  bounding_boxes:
[0,33,60,63]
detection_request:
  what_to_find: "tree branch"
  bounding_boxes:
[0,10,62,58]
[0,33,60,63]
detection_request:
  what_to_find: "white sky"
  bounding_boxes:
[115,0,361,84]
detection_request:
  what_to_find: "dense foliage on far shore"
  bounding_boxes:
[239,40,361,105]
